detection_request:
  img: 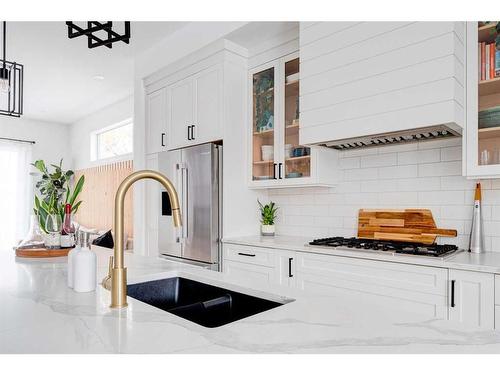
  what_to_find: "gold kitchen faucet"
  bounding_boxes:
[102,170,182,308]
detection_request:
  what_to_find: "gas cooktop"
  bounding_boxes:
[308,237,459,258]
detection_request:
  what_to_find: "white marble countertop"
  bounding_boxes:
[223,235,500,274]
[2,246,500,353]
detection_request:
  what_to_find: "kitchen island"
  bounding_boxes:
[1,247,500,353]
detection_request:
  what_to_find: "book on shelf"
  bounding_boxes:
[478,42,500,81]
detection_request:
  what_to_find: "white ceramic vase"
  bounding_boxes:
[261,224,275,236]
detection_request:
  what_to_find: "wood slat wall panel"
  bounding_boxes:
[73,160,133,241]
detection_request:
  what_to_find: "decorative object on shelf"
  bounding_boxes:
[258,200,278,236]
[292,146,310,158]
[254,68,274,132]
[469,183,485,253]
[478,106,500,128]
[285,72,299,84]
[66,21,130,49]
[285,144,293,158]
[0,21,23,117]
[32,159,85,245]
[285,172,303,178]
[261,145,274,161]
[496,22,500,50]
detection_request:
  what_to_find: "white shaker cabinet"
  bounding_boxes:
[167,65,223,150]
[145,88,168,154]
[448,269,495,329]
[298,22,465,146]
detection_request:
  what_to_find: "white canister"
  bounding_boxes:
[73,233,97,293]
[261,145,274,161]
[284,144,293,158]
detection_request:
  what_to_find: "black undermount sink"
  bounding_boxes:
[127,277,285,328]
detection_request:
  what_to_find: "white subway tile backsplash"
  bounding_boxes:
[398,149,440,165]
[379,165,418,179]
[360,153,397,168]
[273,139,500,252]
[418,161,461,177]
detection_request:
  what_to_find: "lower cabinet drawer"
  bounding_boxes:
[223,244,277,267]
[223,260,277,285]
[295,252,448,319]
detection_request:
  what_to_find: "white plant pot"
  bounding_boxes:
[261,224,275,236]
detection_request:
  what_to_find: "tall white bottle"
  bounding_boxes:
[74,231,97,293]
[67,230,81,288]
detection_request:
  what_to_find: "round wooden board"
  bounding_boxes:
[15,247,70,258]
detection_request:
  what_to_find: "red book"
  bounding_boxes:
[481,42,486,81]
[490,43,496,80]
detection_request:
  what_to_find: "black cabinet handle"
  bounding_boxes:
[279,163,283,179]
[161,133,165,147]
[187,125,191,140]
[273,163,277,179]
[238,252,256,257]
[451,280,456,308]
[191,125,195,140]
[288,257,293,277]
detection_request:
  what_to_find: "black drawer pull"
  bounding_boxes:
[279,162,283,179]
[187,125,191,140]
[237,252,256,257]
[161,132,165,147]
[288,257,293,277]
[451,279,456,308]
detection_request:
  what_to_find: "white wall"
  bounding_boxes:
[0,117,70,166]
[269,138,500,252]
[69,95,134,170]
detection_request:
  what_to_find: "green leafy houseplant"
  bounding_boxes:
[32,159,85,233]
[258,200,278,225]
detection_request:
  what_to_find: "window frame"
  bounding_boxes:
[90,118,133,164]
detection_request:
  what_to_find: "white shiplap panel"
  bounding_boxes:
[299,22,319,31]
[300,100,462,145]
[301,55,464,112]
[300,22,360,46]
[302,78,462,127]
[301,22,412,63]
[301,22,457,80]
[301,33,461,95]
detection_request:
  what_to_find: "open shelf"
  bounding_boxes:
[253,159,273,165]
[479,23,497,43]
[253,128,274,136]
[479,77,500,96]
[479,126,500,139]
[285,155,310,162]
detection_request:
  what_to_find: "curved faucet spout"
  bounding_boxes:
[104,170,182,309]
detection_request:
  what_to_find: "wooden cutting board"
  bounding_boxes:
[15,247,70,258]
[357,209,457,245]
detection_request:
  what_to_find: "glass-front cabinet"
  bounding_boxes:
[249,52,336,188]
[466,22,500,178]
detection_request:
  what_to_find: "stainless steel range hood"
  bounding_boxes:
[310,124,462,151]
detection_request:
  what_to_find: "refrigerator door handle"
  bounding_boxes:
[181,164,188,240]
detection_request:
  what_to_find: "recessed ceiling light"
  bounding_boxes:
[93,75,105,81]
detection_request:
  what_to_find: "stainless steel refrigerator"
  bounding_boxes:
[158,143,222,271]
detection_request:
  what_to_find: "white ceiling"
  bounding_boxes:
[5,21,187,124]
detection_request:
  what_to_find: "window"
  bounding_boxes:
[91,119,133,161]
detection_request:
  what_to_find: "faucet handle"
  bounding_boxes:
[101,256,113,291]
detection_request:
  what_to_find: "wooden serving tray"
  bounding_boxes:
[357,209,457,245]
[15,247,70,258]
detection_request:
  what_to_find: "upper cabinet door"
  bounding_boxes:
[193,65,223,144]
[167,77,194,150]
[465,22,500,178]
[146,88,168,154]
[250,63,279,184]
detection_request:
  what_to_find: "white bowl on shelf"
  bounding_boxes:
[261,145,274,161]
[286,73,299,84]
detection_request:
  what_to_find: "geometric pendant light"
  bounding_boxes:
[0,21,23,117]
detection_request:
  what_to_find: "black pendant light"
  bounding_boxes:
[66,22,131,49]
[0,21,23,117]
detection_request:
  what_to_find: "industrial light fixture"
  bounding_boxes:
[0,21,23,117]
[66,22,131,49]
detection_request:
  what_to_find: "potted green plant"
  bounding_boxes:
[31,159,85,240]
[258,200,278,236]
